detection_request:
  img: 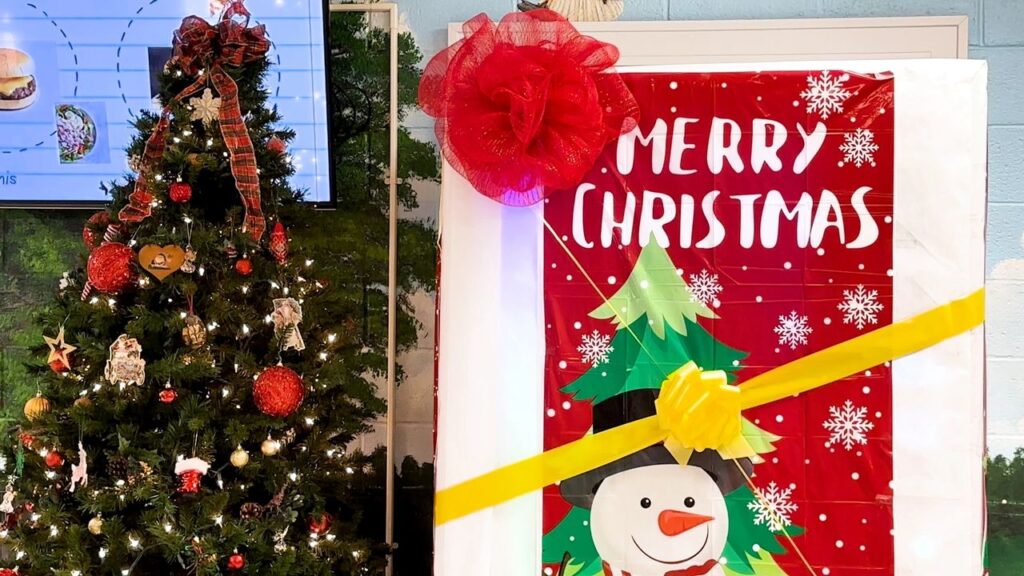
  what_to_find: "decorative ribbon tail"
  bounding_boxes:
[211,66,266,242]
[119,113,172,224]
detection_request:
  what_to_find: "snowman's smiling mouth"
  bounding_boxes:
[630,527,710,565]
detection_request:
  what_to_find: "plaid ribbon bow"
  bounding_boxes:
[119,0,270,241]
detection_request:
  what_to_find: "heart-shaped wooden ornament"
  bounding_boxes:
[138,244,187,281]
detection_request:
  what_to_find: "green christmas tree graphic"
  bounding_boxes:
[545,241,802,576]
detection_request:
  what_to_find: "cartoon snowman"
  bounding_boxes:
[561,389,751,576]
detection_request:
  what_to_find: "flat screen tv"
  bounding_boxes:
[0,0,330,206]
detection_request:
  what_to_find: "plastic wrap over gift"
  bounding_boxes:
[435,61,987,576]
[544,70,893,575]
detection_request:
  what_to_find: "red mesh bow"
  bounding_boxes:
[419,10,638,206]
[119,1,269,241]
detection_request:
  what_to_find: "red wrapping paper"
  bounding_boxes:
[542,71,895,575]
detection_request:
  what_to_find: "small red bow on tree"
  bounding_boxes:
[120,0,270,241]
[419,10,639,206]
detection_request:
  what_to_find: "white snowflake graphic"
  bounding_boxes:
[837,284,884,330]
[839,128,879,167]
[747,481,798,533]
[688,269,723,307]
[774,311,812,349]
[189,88,222,126]
[577,330,614,367]
[800,71,851,119]
[823,400,875,451]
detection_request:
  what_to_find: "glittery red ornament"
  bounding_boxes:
[159,388,178,404]
[87,242,136,294]
[83,211,110,251]
[269,222,288,264]
[253,366,304,417]
[227,553,246,570]
[177,470,202,494]
[0,568,19,576]
[18,433,35,449]
[307,512,332,535]
[44,451,64,468]
[169,182,192,204]
[49,357,71,374]
[235,258,253,276]
[267,136,287,155]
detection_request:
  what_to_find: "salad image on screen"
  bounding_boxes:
[56,104,98,163]
[0,48,37,111]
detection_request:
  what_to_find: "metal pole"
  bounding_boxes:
[385,5,400,576]
[326,6,399,573]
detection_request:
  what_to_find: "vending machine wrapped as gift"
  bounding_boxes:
[428,14,987,576]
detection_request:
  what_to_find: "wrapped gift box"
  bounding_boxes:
[436,60,986,576]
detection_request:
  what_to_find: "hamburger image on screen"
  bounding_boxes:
[0,48,37,111]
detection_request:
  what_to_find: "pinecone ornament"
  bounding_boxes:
[239,502,263,520]
[107,457,129,480]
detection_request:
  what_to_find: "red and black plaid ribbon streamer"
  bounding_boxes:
[119,1,270,241]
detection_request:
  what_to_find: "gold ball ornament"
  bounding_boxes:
[261,437,281,456]
[230,447,250,468]
[88,516,103,535]
[24,394,51,421]
[73,396,93,409]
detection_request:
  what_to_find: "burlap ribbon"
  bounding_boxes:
[119,1,269,241]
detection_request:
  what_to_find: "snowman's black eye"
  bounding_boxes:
[640,497,652,509]
[684,497,696,508]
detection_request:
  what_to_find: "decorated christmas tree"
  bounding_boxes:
[545,241,802,576]
[0,3,414,574]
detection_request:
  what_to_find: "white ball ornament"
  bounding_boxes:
[261,437,281,456]
[230,447,250,468]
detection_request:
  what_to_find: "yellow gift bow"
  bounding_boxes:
[434,288,985,526]
[656,363,743,466]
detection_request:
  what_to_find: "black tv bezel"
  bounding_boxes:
[0,1,338,210]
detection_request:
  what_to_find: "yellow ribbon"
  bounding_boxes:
[435,288,985,526]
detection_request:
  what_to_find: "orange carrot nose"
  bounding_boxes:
[658,509,713,536]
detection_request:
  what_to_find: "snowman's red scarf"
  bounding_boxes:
[601,559,719,576]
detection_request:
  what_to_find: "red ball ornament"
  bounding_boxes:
[227,553,246,570]
[0,568,19,576]
[307,512,332,535]
[267,136,287,155]
[159,388,178,404]
[169,182,193,203]
[177,470,202,494]
[235,258,253,276]
[252,366,304,417]
[49,357,71,374]
[269,222,288,264]
[87,242,136,294]
[44,451,64,468]
[82,211,110,251]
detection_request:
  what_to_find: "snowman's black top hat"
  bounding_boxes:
[560,388,753,509]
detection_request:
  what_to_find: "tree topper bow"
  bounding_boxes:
[119,0,269,241]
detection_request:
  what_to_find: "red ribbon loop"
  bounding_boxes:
[119,0,270,241]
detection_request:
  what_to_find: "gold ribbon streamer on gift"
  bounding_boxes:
[435,288,984,526]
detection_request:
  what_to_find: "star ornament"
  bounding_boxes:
[44,326,77,370]
[189,88,222,126]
